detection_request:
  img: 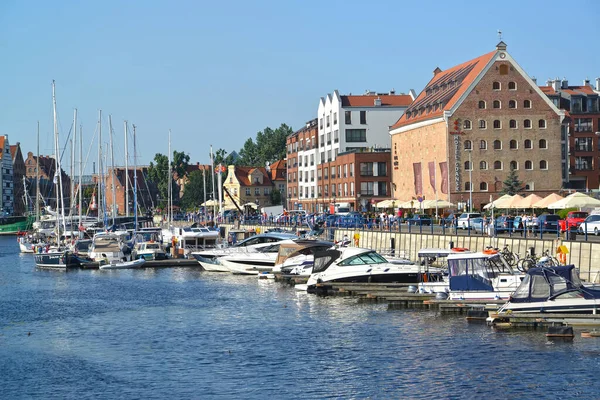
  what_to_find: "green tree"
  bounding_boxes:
[147,152,187,209]
[172,150,190,181]
[180,170,207,211]
[501,169,524,195]
[213,148,235,166]
[270,188,282,205]
[238,123,292,166]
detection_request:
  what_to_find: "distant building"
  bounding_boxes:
[24,151,71,211]
[0,136,14,215]
[540,78,600,190]
[94,166,157,216]
[9,143,26,215]
[390,42,565,211]
[222,164,283,213]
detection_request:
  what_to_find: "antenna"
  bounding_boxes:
[497,30,502,41]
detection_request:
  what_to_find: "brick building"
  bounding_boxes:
[24,151,71,211]
[540,78,600,190]
[10,143,26,215]
[389,42,565,211]
[96,167,156,216]
[286,119,318,211]
[0,136,14,215]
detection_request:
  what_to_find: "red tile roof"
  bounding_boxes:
[0,136,5,160]
[9,145,18,161]
[342,94,413,107]
[391,50,496,130]
[234,166,273,187]
[539,86,556,95]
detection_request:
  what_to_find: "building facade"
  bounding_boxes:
[390,42,565,211]
[10,143,26,215]
[286,119,318,212]
[0,136,14,215]
[222,164,281,213]
[24,152,71,212]
[541,78,600,190]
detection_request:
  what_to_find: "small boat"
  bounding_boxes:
[99,258,146,270]
[495,265,600,314]
[133,241,167,261]
[34,249,84,269]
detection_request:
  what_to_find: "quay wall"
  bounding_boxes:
[223,224,600,282]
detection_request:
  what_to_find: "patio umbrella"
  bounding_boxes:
[201,199,219,207]
[483,194,513,209]
[503,194,525,209]
[532,193,564,208]
[375,199,394,209]
[421,199,455,209]
[243,202,259,209]
[547,192,600,209]
[513,194,543,209]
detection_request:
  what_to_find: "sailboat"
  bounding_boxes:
[34,81,84,269]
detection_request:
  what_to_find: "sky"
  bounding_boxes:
[1,0,599,172]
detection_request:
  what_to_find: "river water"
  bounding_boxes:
[1,236,600,399]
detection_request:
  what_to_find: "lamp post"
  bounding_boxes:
[468,149,473,213]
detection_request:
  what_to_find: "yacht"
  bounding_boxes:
[88,232,130,264]
[493,265,600,314]
[305,247,440,291]
[271,239,335,276]
[34,247,84,269]
[162,225,219,257]
[219,242,286,275]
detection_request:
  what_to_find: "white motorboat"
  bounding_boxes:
[492,265,600,315]
[133,241,167,261]
[190,232,297,272]
[272,239,335,277]
[100,258,146,270]
[162,225,219,257]
[219,242,284,275]
[305,247,442,291]
[88,232,130,264]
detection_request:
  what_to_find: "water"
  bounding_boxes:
[2,236,600,399]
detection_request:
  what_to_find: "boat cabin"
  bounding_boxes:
[448,252,516,292]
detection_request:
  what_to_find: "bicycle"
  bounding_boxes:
[516,249,560,272]
[485,245,519,267]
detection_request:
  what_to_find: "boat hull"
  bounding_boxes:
[99,259,146,270]
[34,252,82,269]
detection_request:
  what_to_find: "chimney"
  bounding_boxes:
[532,76,537,84]
[596,78,600,91]
[584,79,591,87]
[561,78,568,89]
[374,97,382,107]
[546,79,552,87]
[551,78,561,92]
[433,67,442,76]
[389,88,395,95]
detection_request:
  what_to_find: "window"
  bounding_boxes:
[524,119,531,129]
[360,111,367,124]
[480,182,488,191]
[245,188,251,195]
[345,111,351,124]
[464,140,472,150]
[319,118,323,129]
[493,81,501,90]
[377,182,387,196]
[345,129,366,142]
[464,182,471,191]
[509,100,516,109]
[525,139,532,149]
[508,82,517,90]
[493,140,502,150]
[464,160,472,171]
[499,65,509,75]
[575,137,593,152]
[574,118,593,132]
[538,119,546,129]
[525,160,533,170]
[463,120,472,130]
[493,100,501,109]
[478,100,486,109]
[360,181,374,196]
[540,160,548,170]
[509,140,518,149]
[350,163,354,177]
[479,161,488,170]
[333,112,337,125]
[524,100,531,108]
[480,140,487,150]
[360,162,374,176]
[493,120,501,129]
[377,162,387,176]
[479,120,487,129]
[254,187,260,195]
[509,119,517,129]
[494,161,502,170]
[510,161,518,170]
[539,139,547,149]
[326,115,330,127]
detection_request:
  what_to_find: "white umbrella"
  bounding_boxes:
[201,199,219,207]
[421,199,455,209]
[532,193,564,208]
[512,194,543,209]
[375,199,394,209]
[483,194,514,209]
[547,192,600,209]
[243,202,259,209]
[503,194,525,209]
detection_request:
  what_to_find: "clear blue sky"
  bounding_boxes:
[1,0,599,171]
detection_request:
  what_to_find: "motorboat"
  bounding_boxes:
[162,225,219,257]
[190,232,297,272]
[132,241,168,261]
[415,248,464,294]
[494,265,600,314]
[305,247,442,291]
[34,248,85,269]
[88,232,130,264]
[99,258,146,270]
[219,242,285,275]
[271,239,335,276]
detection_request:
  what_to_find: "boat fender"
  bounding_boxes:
[483,249,498,255]
[452,247,468,252]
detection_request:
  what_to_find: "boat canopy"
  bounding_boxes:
[313,249,341,273]
[510,265,600,303]
[448,254,512,292]
[275,239,333,266]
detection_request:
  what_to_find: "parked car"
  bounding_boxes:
[535,214,561,233]
[407,214,433,226]
[457,213,482,229]
[494,215,515,233]
[559,211,589,232]
[442,213,458,227]
[469,217,485,233]
[578,214,600,235]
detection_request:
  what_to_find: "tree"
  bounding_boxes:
[501,169,524,195]
[270,188,282,205]
[172,150,190,181]
[180,170,207,211]
[237,123,292,166]
[147,151,187,209]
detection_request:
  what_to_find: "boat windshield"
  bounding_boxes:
[338,251,387,266]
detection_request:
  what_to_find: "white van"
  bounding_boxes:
[335,203,352,216]
[457,213,481,229]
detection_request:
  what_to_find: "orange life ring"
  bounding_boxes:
[483,249,498,255]
[452,247,468,252]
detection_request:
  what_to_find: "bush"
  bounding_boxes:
[556,208,577,219]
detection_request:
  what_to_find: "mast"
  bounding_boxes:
[203,165,206,223]
[133,124,138,234]
[168,130,172,227]
[35,121,40,223]
[109,115,116,224]
[124,120,129,217]
[210,145,216,225]
[52,80,66,239]
[70,108,77,238]
[98,110,103,224]
[78,124,83,236]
